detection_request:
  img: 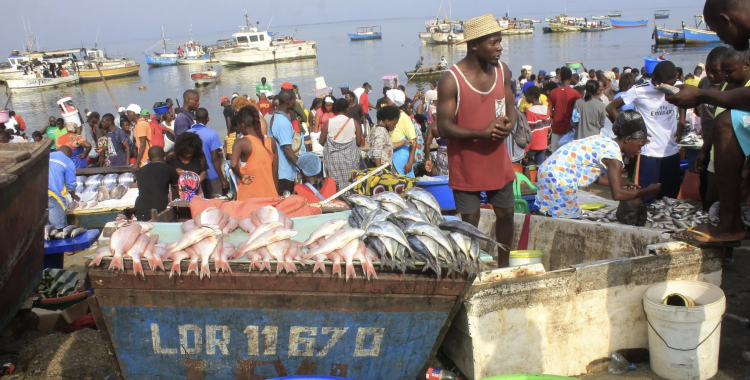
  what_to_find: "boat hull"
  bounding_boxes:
[145,54,178,67]
[580,27,602,32]
[6,74,79,90]
[348,33,382,40]
[0,140,53,331]
[405,67,445,81]
[176,56,217,65]
[591,16,608,20]
[502,28,534,35]
[683,26,721,43]
[213,41,317,66]
[77,63,141,81]
[654,15,669,19]
[654,27,686,44]
[610,19,648,28]
[547,22,582,32]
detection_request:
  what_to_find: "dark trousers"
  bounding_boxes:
[638,153,681,203]
[277,179,295,196]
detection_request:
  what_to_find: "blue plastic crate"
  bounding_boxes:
[522,194,539,212]
[44,229,100,269]
[153,105,169,115]
[414,176,454,210]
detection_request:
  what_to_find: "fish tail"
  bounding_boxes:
[147,256,162,271]
[345,263,356,281]
[332,263,342,277]
[169,262,181,278]
[275,262,283,275]
[187,262,199,276]
[109,255,124,271]
[200,263,211,279]
[89,253,107,267]
[132,260,145,278]
[284,260,297,274]
[250,258,260,272]
[261,261,271,273]
[313,261,326,274]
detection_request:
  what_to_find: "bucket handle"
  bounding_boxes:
[642,300,723,351]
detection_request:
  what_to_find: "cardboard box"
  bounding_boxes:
[60,300,89,324]
[32,308,63,331]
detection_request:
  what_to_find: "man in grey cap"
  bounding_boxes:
[339,83,350,99]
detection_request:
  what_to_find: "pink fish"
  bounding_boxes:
[257,247,273,272]
[339,238,360,281]
[238,218,256,234]
[312,254,326,274]
[266,240,296,274]
[216,245,238,274]
[186,246,200,276]
[222,218,239,235]
[250,211,261,227]
[302,219,347,246]
[256,205,280,224]
[354,240,378,280]
[167,225,222,256]
[328,250,343,277]
[143,234,161,270]
[169,250,189,278]
[244,228,298,253]
[303,228,365,260]
[89,246,112,267]
[109,224,142,271]
[131,221,153,233]
[199,207,224,226]
[194,211,202,226]
[181,220,197,233]
[286,241,307,267]
[284,217,294,229]
[126,233,151,277]
[218,212,230,230]
[194,236,220,279]
[239,222,284,253]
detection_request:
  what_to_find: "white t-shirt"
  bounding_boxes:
[6,117,18,132]
[621,81,680,157]
[326,115,356,143]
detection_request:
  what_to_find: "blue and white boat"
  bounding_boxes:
[610,19,648,28]
[683,15,721,43]
[348,26,382,41]
[145,26,211,66]
[654,10,670,19]
[653,25,685,44]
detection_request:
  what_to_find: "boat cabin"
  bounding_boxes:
[7,55,28,68]
[354,26,381,36]
[182,40,204,58]
[424,19,463,34]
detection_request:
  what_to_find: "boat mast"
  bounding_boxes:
[162,26,167,53]
[436,0,443,20]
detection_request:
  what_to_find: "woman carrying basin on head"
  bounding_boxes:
[535,110,661,218]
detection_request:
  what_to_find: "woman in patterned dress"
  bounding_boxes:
[535,110,662,218]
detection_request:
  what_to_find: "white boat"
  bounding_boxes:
[190,66,221,86]
[212,10,316,66]
[591,16,609,20]
[6,72,79,90]
[522,18,541,23]
[419,19,465,44]
[0,53,30,82]
[177,56,219,65]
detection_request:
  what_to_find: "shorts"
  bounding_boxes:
[731,109,750,156]
[277,179,295,196]
[202,178,223,198]
[523,149,546,167]
[453,181,514,215]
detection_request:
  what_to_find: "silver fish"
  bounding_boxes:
[70,227,88,238]
[365,221,412,253]
[406,222,454,258]
[44,225,57,241]
[403,187,442,214]
[347,194,380,212]
[380,202,402,214]
[61,225,77,238]
[361,209,392,231]
[438,220,503,249]
[371,191,410,210]
[391,208,430,226]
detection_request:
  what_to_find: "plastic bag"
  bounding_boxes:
[558,128,576,148]
[616,200,647,226]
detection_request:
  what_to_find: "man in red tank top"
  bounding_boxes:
[436,13,517,267]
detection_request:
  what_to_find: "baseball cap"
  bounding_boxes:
[126,104,141,114]
[220,96,230,104]
[538,70,547,76]
[231,94,239,99]
[340,83,349,89]
[117,106,126,113]
[281,82,294,90]
[140,109,150,116]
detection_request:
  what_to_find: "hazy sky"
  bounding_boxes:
[2,0,703,54]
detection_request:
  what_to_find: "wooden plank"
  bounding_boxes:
[0,151,31,164]
[88,295,124,379]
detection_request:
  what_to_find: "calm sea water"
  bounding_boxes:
[9,5,717,139]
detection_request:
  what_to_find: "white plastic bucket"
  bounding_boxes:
[509,250,542,267]
[62,112,81,127]
[643,281,725,380]
[309,132,324,153]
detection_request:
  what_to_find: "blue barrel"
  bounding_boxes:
[644,57,667,74]
[414,176,455,210]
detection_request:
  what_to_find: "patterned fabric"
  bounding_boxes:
[38,268,81,299]
[436,146,449,176]
[535,135,623,218]
[413,119,425,162]
[323,137,365,190]
[350,168,416,196]
[97,136,110,167]
[367,125,393,166]
[178,171,203,201]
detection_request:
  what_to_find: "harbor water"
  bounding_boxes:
[6,5,715,139]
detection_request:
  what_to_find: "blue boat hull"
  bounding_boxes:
[653,27,685,44]
[683,26,721,43]
[145,54,178,66]
[348,33,382,40]
[611,19,648,28]
[654,15,669,19]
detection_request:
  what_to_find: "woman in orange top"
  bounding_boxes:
[231,106,279,200]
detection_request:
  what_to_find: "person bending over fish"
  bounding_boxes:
[535,110,661,218]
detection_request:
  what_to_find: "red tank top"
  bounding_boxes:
[447,64,516,191]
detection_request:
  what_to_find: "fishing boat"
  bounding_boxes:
[144,26,180,66]
[546,19,599,33]
[405,65,445,81]
[75,48,140,81]
[610,19,649,28]
[212,9,317,66]
[419,19,465,44]
[498,19,535,35]
[521,18,541,24]
[0,52,30,82]
[145,27,212,67]
[591,16,608,20]
[190,65,221,86]
[653,25,686,44]
[549,14,587,23]
[683,15,721,43]
[176,56,218,65]
[5,72,79,90]
[654,10,670,19]
[348,26,382,40]
[608,11,622,17]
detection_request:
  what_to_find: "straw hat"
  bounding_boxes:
[463,14,503,42]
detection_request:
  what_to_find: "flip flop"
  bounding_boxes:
[672,226,742,248]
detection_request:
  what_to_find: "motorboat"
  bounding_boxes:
[190,65,221,86]
[608,11,622,17]
[144,26,180,66]
[653,25,685,44]
[74,48,140,81]
[654,10,670,19]
[5,62,79,91]
[683,15,721,43]
[348,26,382,40]
[498,19,534,35]
[0,53,30,82]
[591,16,608,20]
[610,19,649,28]
[521,18,541,24]
[419,19,465,44]
[212,9,316,66]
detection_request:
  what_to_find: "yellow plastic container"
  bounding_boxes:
[509,250,543,266]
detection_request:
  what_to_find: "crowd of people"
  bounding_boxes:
[26,0,750,253]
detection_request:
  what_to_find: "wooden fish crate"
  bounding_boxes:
[87,258,472,380]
